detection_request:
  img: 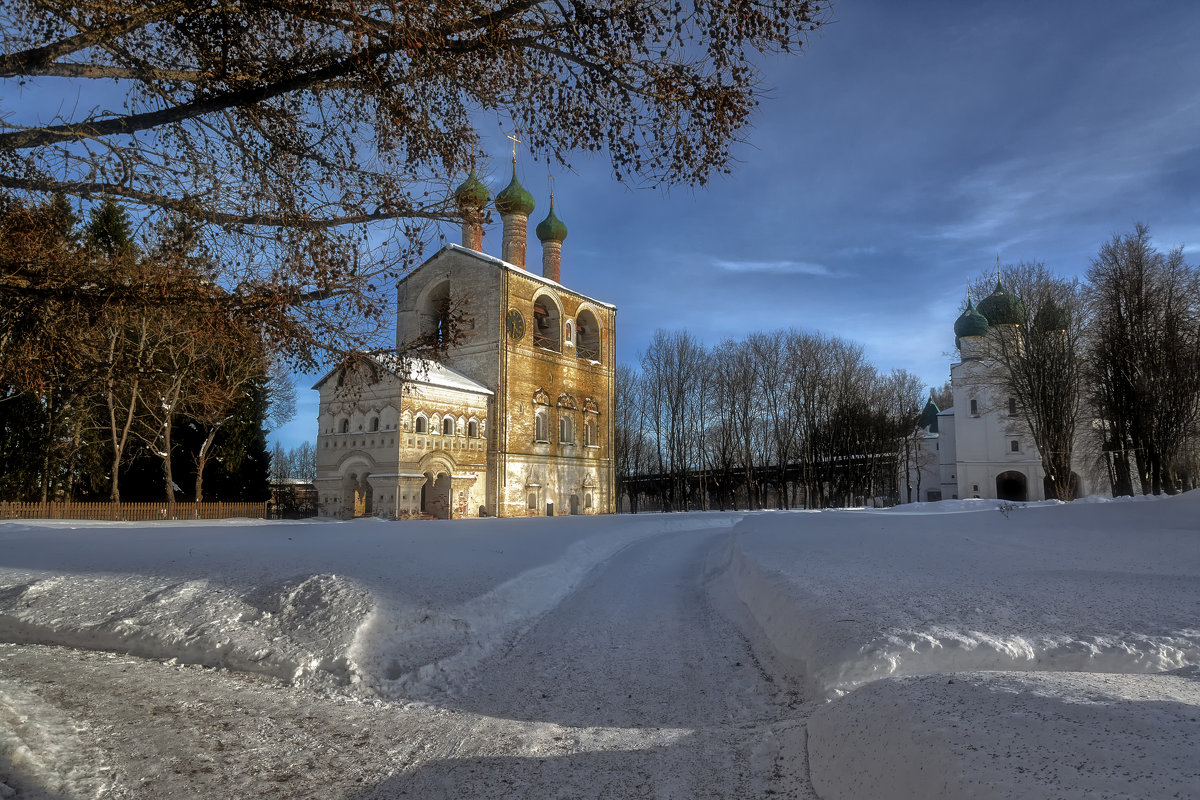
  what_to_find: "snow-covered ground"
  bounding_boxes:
[1,494,1197,798]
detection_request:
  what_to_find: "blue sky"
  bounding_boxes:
[17,1,1188,452]
[277,1,1200,449]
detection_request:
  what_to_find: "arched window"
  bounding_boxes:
[585,418,597,447]
[559,416,574,444]
[340,419,350,434]
[585,493,593,510]
[370,417,379,432]
[535,411,548,443]
[576,308,601,362]
[421,280,452,346]
[1008,397,1017,416]
[468,420,479,438]
[532,294,561,351]
[414,416,427,434]
[443,417,455,436]
[565,319,575,346]
[970,398,978,415]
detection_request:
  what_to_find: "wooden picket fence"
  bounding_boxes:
[0,501,268,522]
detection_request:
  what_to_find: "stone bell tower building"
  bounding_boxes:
[313,157,616,519]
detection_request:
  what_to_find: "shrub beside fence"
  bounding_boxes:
[0,501,269,522]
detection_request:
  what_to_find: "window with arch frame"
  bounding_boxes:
[532,294,561,351]
[414,416,427,434]
[576,308,601,362]
[559,415,574,444]
[468,420,479,438]
[370,417,379,432]
[584,417,598,447]
[535,411,548,443]
[340,419,349,433]
[443,417,455,436]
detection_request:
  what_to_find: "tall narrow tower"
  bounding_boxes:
[535,195,568,283]
[495,158,535,268]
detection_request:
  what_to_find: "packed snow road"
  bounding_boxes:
[4,495,1199,798]
[0,518,815,799]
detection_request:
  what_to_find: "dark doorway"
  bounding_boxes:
[996,471,1028,502]
[421,473,451,519]
[569,494,580,515]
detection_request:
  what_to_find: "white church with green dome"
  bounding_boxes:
[908,280,1091,503]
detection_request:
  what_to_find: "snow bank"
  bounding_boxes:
[807,667,1200,799]
[0,513,739,699]
[0,570,372,691]
[729,492,1200,700]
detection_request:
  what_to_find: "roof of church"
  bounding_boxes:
[311,351,493,395]
[400,244,617,309]
[376,354,493,395]
[535,197,568,242]
[918,398,940,432]
[494,162,536,215]
[977,279,1026,326]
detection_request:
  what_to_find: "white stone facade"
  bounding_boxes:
[909,330,1091,503]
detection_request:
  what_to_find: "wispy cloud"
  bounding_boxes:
[712,259,842,277]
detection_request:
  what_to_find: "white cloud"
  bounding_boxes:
[712,259,841,277]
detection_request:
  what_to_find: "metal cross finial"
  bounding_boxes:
[506,132,521,163]
[996,254,1001,283]
[548,172,555,202]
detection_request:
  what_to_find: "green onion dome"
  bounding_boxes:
[535,197,568,243]
[1034,300,1070,332]
[977,280,1026,326]
[954,300,990,347]
[494,163,535,216]
[453,169,489,209]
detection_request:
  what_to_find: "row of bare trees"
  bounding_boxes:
[1,194,286,502]
[970,224,1200,499]
[616,329,926,512]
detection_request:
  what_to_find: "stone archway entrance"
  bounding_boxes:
[996,471,1028,502]
[342,472,372,518]
[422,471,451,519]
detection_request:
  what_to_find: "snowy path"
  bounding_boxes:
[0,523,814,799]
[378,526,813,798]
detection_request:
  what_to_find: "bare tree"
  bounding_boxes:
[613,362,649,512]
[1085,225,1200,495]
[3,1,829,362]
[973,262,1085,501]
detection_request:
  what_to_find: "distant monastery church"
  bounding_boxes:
[313,160,615,519]
[910,280,1090,503]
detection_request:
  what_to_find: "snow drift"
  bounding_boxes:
[728,493,1200,700]
[0,513,740,700]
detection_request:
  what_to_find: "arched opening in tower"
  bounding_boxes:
[533,296,561,351]
[576,308,600,362]
[996,471,1028,502]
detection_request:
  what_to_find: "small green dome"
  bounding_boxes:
[535,197,568,242]
[1034,300,1070,332]
[494,163,535,216]
[453,169,489,208]
[977,280,1026,326]
[954,300,990,345]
